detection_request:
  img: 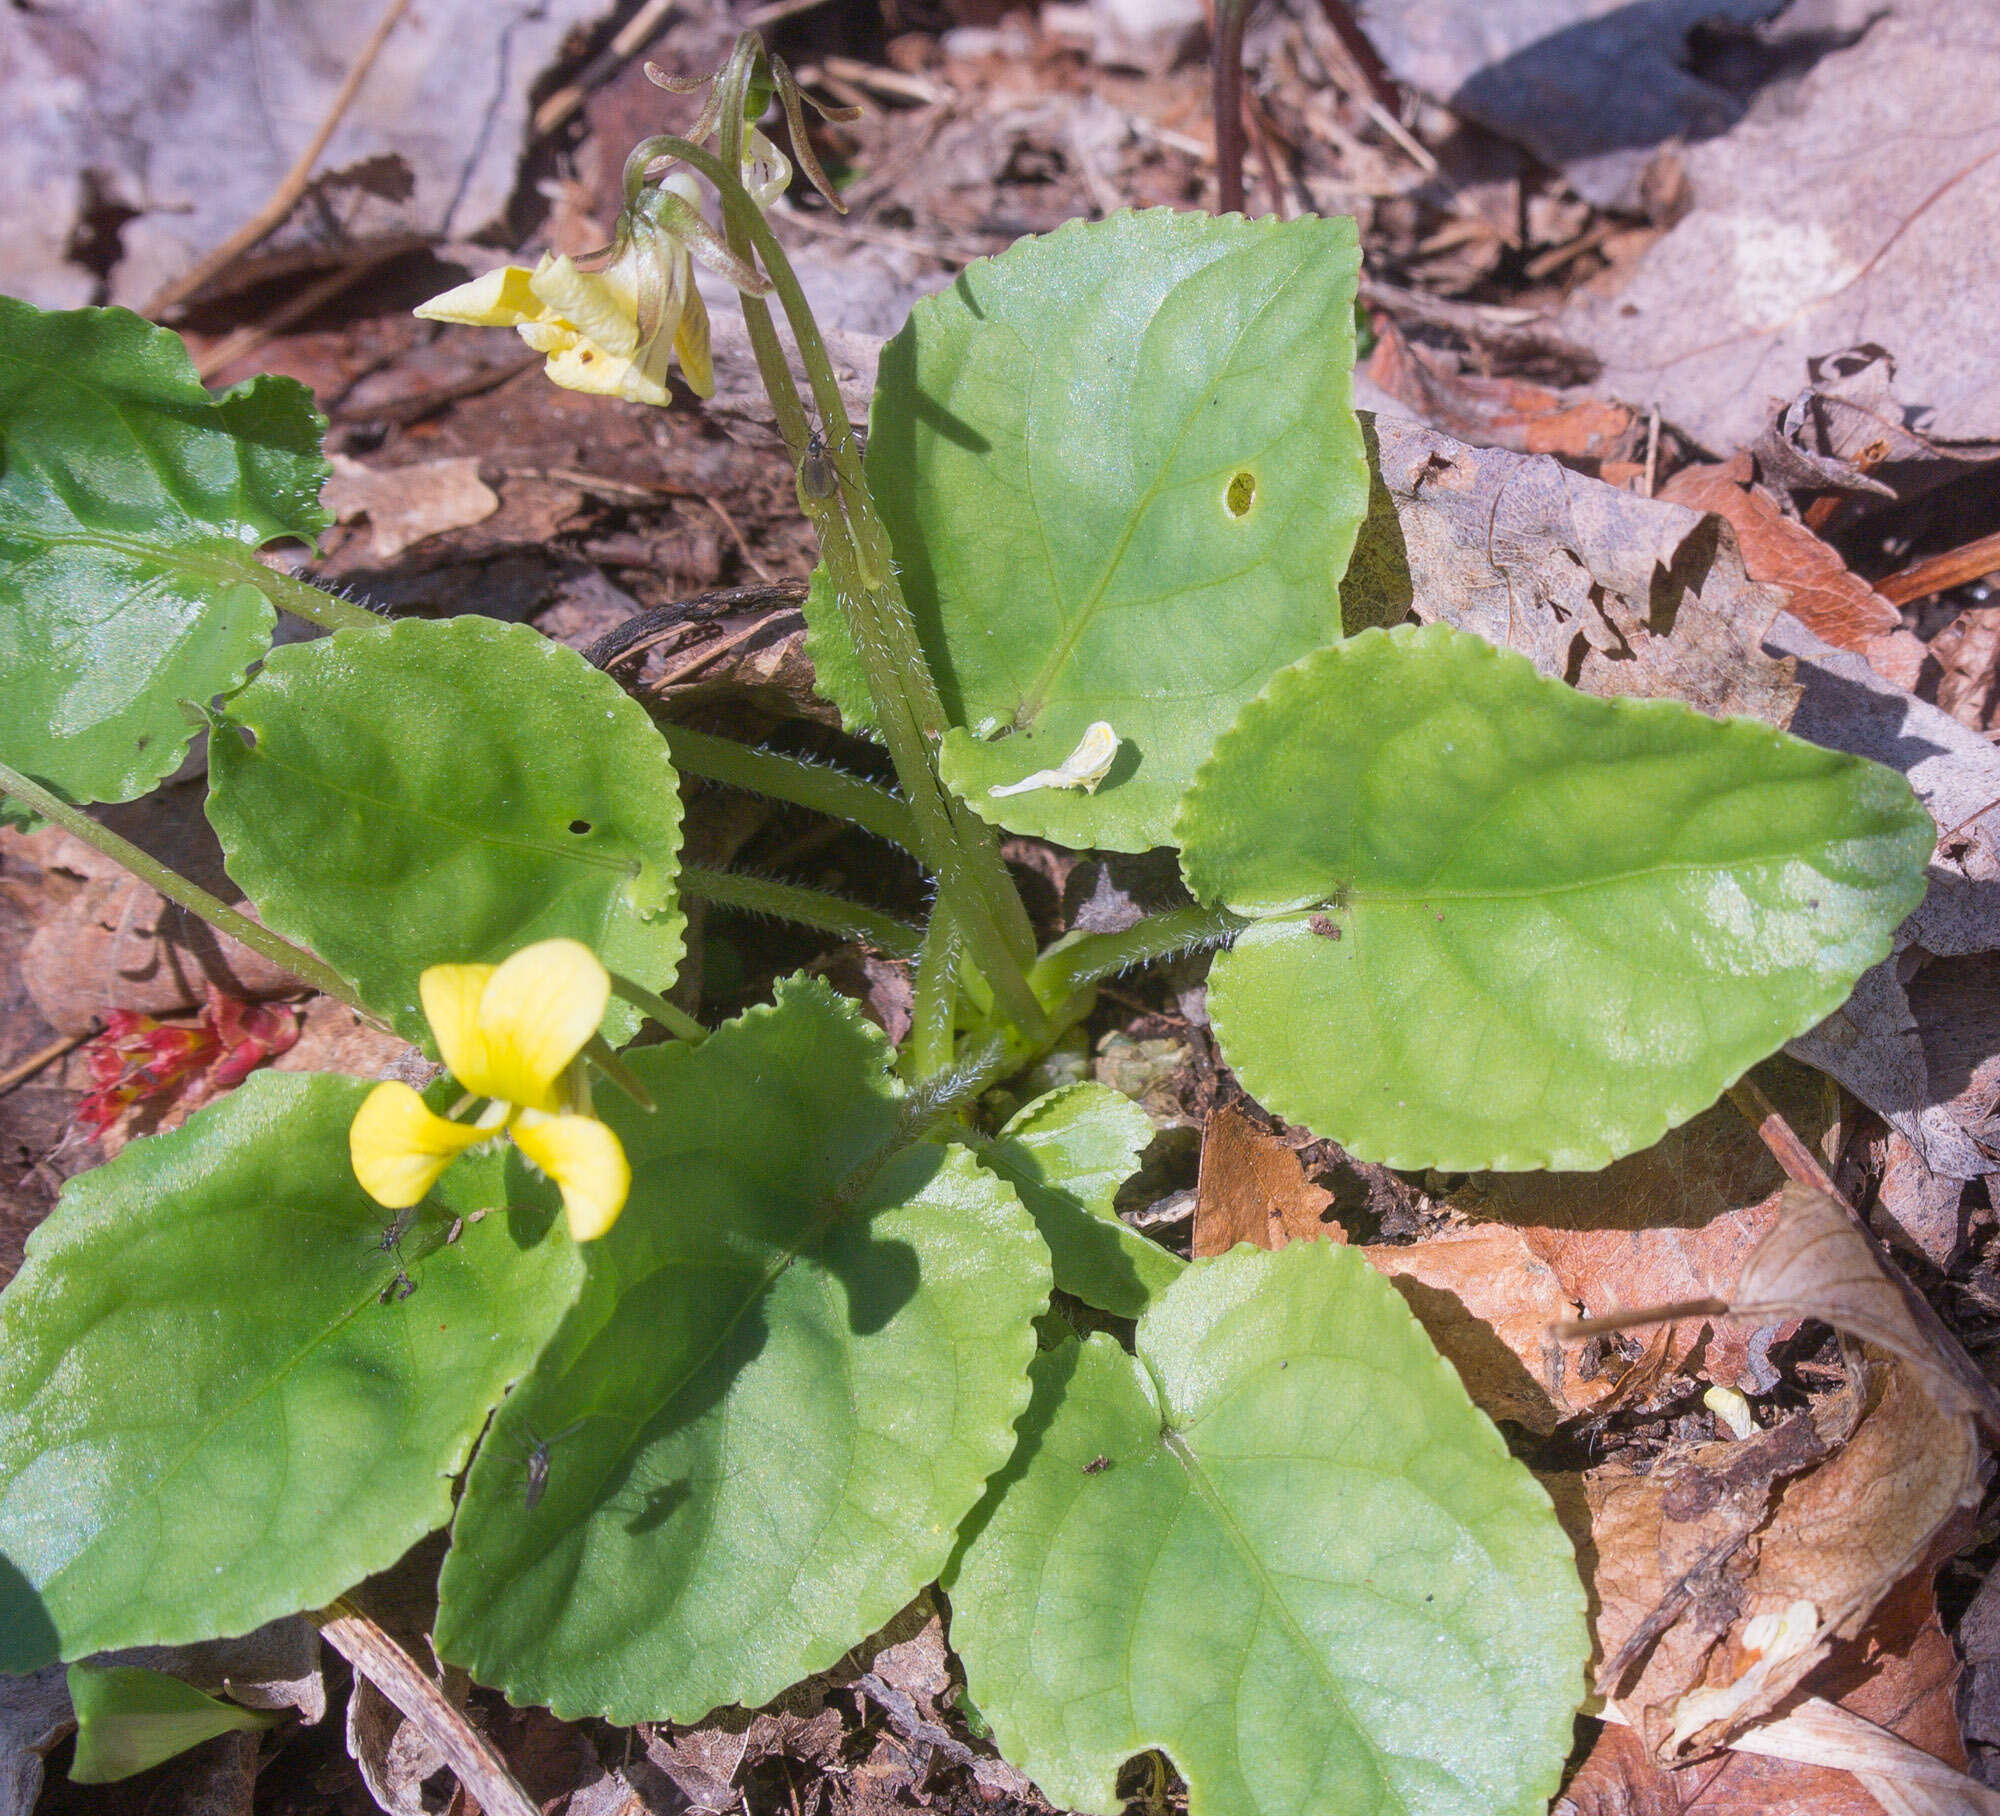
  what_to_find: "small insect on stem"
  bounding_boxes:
[362,1205,418,1266]
[798,424,837,505]
[522,1420,588,1511]
[1082,1454,1111,1475]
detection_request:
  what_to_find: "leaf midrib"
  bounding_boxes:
[1008,240,1320,729]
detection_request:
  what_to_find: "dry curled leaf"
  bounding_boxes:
[1191,1104,1335,1257]
[323,454,500,563]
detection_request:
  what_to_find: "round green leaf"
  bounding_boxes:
[0,1072,582,1671]
[1178,625,1934,1170]
[0,298,329,804]
[844,209,1367,850]
[948,1240,1587,1816]
[207,616,684,1043]
[979,1082,1182,1318]
[434,977,1051,1723]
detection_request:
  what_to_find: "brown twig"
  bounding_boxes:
[0,1029,95,1099]
[193,238,420,382]
[533,0,678,138]
[1312,0,1399,112]
[1210,0,1249,215]
[148,0,413,316]
[315,1598,538,1816]
[1876,527,2000,607]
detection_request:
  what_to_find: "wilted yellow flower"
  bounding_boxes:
[350,939,631,1241]
[415,188,712,407]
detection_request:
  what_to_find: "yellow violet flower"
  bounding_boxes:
[350,939,631,1242]
[415,182,712,407]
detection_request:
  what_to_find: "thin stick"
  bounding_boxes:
[1211,0,1249,214]
[0,1029,95,1099]
[1876,527,2000,607]
[148,0,413,315]
[194,239,418,381]
[316,1598,538,1816]
[1312,0,1399,112]
[533,0,677,137]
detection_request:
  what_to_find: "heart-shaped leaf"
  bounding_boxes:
[207,616,684,1044]
[0,298,328,804]
[434,977,1050,1723]
[806,210,1367,850]
[976,1083,1181,1317]
[948,1239,1586,1816]
[0,1072,581,1671]
[1178,625,1933,1170]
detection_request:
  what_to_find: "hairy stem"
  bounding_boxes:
[679,863,922,958]
[249,564,383,634]
[1034,903,1246,1000]
[667,123,1046,1039]
[665,726,916,851]
[0,760,368,1012]
[903,903,961,1081]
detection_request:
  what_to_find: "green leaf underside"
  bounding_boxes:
[948,1240,1586,1816]
[825,209,1367,850]
[980,1083,1181,1318]
[0,298,329,803]
[67,1664,275,1783]
[208,616,685,1045]
[434,978,1051,1724]
[1179,625,1934,1171]
[0,1072,581,1672]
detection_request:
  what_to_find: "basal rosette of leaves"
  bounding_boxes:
[1177,624,1935,1171]
[0,299,329,805]
[0,1072,582,1671]
[206,615,685,1046]
[948,1239,1588,1816]
[803,208,1369,851]
[435,978,1051,1722]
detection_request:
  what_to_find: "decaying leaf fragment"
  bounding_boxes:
[1190,1104,1334,1257]
[323,454,500,563]
[1582,1185,1984,1767]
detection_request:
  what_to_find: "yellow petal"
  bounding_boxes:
[413,266,545,328]
[988,721,1122,798]
[528,254,639,359]
[542,340,668,405]
[472,938,611,1111]
[742,128,793,212]
[420,963,497,1094]
[350,1082,486,1208]
[675,282,715,399]
[512,1110,630,1240]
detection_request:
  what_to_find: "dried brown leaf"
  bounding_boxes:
[1349,415,1802,724]
[323,455,500,563]
[1657,462,1900,652]
[1930,605,2000,735]
[1192,1104,1335,1257]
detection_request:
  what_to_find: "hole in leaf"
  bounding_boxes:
[1225,471,1256,517]
[236,726,256,749]
[568,819,592,835]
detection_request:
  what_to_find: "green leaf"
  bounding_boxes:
[66,1664,277,1783]
[0,298,328,804]
[948,1241,1587,1816]
[977,1083,1181,1317]
[835,209,1367,851]
[0,1071,582,1671]
[434,977,1051,1724]
[1178,625,1934,1170]
[207,616,684,1044]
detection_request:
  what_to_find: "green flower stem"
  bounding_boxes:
[246,564,383,635]
[1033,904,1247,1001]
[664,727,917,851]
[663,131,1048,1044]
[903,903,961,1082]
[679,863,922,958]
[606,974,710,1045]
[0,759,368,1012]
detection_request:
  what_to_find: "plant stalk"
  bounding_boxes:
[0,760,368,1012]
[607,973,710,1045]
[903,903,961,1081]
[679,862,922,958]
[247,564,383,634]
[1034,903,1246,1000]
[666,123,1047,1039]
[664,726,916,851]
